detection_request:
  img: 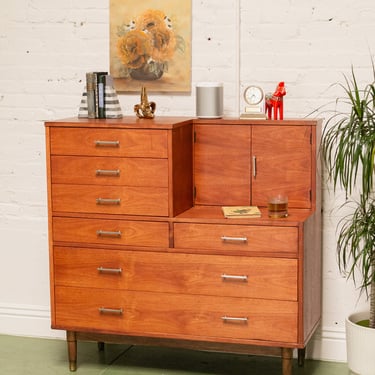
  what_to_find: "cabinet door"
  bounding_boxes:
[251,125,312,208]
[194,125,251,206]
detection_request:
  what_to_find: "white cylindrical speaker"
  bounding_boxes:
[196,82,223,118]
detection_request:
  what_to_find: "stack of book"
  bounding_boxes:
[78,72,122,119]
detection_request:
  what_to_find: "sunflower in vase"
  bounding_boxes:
[117,9,185,81]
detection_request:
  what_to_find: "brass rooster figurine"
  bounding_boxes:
[134,86,156,119]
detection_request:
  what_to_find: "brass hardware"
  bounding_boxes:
[134,86,156,119]
[221,236,248,243]
[96,230,122,238]
[95,169,120,177]
[221,274,248,282]
[252,156,257,177]
[94,140,120,147]
[97,267,122,274]
[96,198,121,205]
[221,316,248,323]
[98,307,123,315]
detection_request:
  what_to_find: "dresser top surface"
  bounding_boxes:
[175,206,315,226]
[45,116,192,129]
[45,117,323,129]
[194,117,323,127]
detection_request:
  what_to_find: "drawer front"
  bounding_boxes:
[51,156,168,187]
[174,223,298,254]
[52,184,168,216]
[55,286,298,343]
[54,248,297,300]
[53,218,169,247]
[50,128,168,158]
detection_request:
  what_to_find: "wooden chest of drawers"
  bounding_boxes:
[45,117,322,375]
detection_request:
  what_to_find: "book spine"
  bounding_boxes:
[94,73,99,118]
[97,73,107,119]
[86,72,96,119]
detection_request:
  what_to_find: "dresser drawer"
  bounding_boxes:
[55,286,297,343]
[54,248,297,300]
[51,156,168,187]
[50,128,168,158]
[51,184,168,216]
[174,223,298,254]
[53,218,169,247]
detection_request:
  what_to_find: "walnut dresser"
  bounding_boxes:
[45,117,322,375]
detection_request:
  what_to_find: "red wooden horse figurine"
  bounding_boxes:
[265,92,273,119]
[266,82,286,120]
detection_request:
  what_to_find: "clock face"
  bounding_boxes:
[244,86,264,105]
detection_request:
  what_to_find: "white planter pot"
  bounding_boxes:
[346,311,375,375]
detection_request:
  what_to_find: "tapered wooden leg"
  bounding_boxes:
[298,347,306,367]
[282,348,293,375]
[67,331,77,372]
[98,342,105,351]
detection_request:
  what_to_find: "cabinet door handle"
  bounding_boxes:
[252,156,257,178]
[221,316,248,323]
[96,169,120,177]
[96,198,121,205]
[95,140,120,147]
[98,307,123,315]
[221,236,248,243]
[221,274,248,282]
[96,230,122,238]
[97,267,122,274]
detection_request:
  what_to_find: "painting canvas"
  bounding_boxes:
[110,0,191,92]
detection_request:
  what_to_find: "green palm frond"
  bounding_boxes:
[320,59,375,327]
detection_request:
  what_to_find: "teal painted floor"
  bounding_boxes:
[0,335,349,374]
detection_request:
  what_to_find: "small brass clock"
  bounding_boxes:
[240,85,267,119]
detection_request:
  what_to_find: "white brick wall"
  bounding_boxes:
[1,0,375,361]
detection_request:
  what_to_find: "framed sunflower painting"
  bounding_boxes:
[110,0,192,92]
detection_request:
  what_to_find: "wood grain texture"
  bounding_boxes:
[51,155,168,187]
[55,286,298,344]
[52,217,169,247]
[50,127,168,158]
[251,125,312,208]
[54,247,297,300]
[45,117,322,375]
[194,124,251,206]
[51,184,169,216]
[174,223,298,254]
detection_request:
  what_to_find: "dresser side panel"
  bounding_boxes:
[45,126,56,326]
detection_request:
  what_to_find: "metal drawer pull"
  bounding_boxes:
[95,140,120,147]
[99,307,123,315]
[221,274,248,282]
[97,267,122,274]
[252,156,257,177]
[96,198,121,205]
[96,169,120,177]
[96,230,122,238]
[221,316,248,323]
[221,236,248,243]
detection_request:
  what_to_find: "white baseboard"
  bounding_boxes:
[0,304,348,362]
[307,326,347,362]
[0,303,64,339]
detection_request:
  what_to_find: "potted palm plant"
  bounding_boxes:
[320,61,375,374]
